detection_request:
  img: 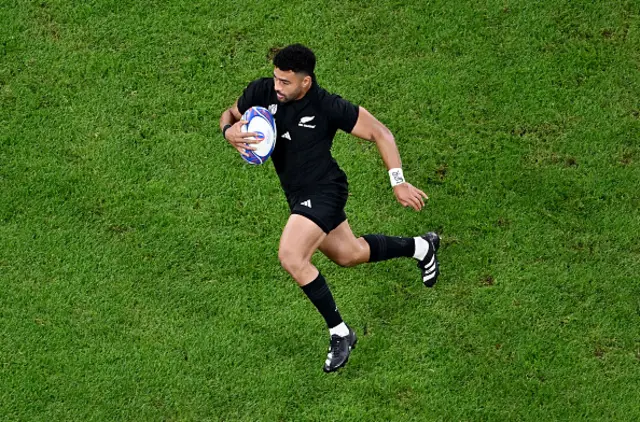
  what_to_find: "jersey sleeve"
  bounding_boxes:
[326,95,360,133]
[237,79,269,114]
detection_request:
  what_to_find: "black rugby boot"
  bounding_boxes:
[323,327,357,373]
[418,232,440,287]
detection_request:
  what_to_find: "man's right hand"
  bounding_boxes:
[225,120,263,157]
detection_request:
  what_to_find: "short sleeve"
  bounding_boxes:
[326,95,359,133]
[237,79,269,115]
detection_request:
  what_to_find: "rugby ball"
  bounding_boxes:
[240,106,277,165]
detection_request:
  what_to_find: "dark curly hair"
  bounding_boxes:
[273,44,316,76]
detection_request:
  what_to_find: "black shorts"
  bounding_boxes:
[285,181,349,234]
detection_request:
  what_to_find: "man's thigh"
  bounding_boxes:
[279,214,327,262]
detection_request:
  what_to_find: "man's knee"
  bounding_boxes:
[278,247,306,276]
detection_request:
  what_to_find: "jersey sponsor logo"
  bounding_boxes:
[282,131,291,140]
[298,116,316,128]
[300,199,312,208]
[268,104,278,115]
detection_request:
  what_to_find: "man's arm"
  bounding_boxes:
[219,101,261,157]
[350,106,428,211]
[219,101,242,131]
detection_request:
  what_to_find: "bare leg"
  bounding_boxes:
[278,215,360,372]
[318,220,370,267]
[278,214,326,286]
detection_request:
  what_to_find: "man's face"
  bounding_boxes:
[273,68,310,103]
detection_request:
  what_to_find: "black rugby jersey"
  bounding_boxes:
[237,77,359,194]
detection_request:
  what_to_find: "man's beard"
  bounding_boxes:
[276,90,298,103]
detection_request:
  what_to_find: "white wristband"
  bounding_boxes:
[388,168,406,187]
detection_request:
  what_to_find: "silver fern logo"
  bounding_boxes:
[298,116,316,128]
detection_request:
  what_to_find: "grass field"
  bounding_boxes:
[2,0,639,420]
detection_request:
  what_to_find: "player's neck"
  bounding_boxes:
[294,84,312,101]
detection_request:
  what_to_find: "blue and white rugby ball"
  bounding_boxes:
[240,106,277,165]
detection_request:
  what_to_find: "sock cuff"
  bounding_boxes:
[363,234,415,263]
[363,234,385,262]
[301,272,329,300]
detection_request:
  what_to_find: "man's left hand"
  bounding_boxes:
[393,183,429,211]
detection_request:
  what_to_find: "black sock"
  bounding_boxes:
[362,234,415,263]
[301,273,343,329]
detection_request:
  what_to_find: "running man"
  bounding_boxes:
[220,44,440,372]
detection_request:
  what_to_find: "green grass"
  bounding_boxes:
[2,0,639,420]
